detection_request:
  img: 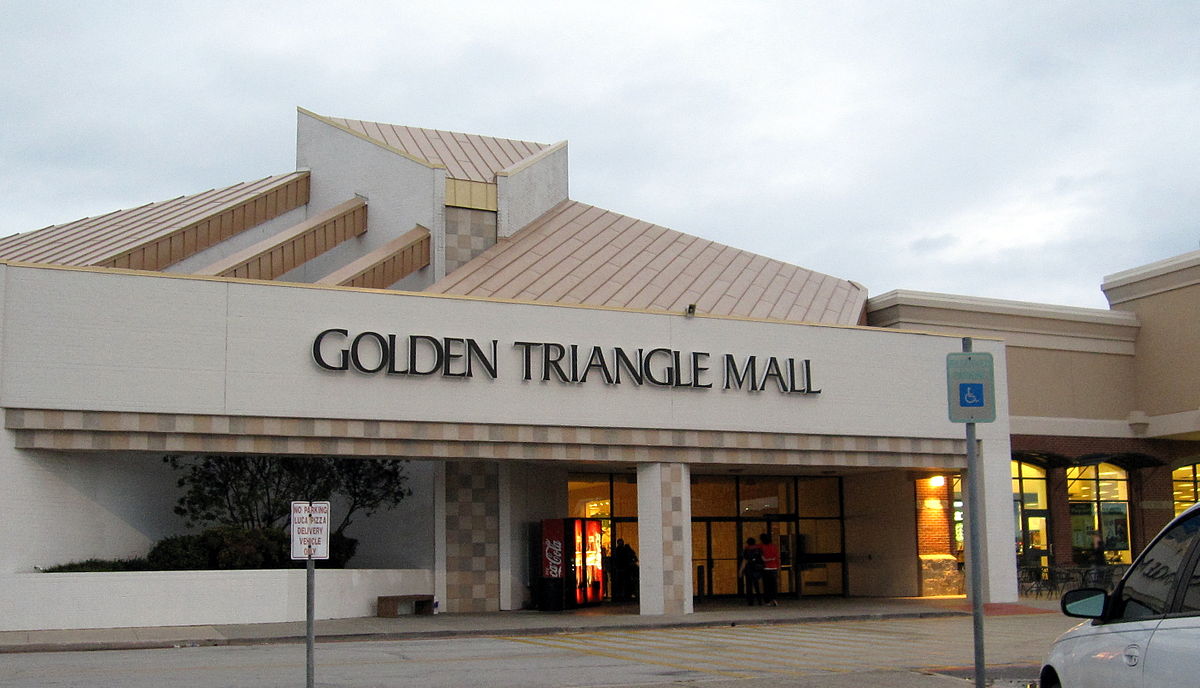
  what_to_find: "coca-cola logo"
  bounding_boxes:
[544,538,563,578]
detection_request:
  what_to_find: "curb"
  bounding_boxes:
[0,609,971,654]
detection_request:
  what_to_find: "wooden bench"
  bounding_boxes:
[377,594,435,617]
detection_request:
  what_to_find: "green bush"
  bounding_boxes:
[42,558,151,573]
[43,526,357,572]
[147,534,209,570]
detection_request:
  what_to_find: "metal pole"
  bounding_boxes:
[306,553,315,688]
[962,337,986,688]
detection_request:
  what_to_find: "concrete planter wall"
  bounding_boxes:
[1,568,432,632]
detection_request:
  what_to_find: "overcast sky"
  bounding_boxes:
[2,2,1196,308]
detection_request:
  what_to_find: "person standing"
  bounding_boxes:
[613,539,637,601]
[759,533,780,606]
[739,537,765,606]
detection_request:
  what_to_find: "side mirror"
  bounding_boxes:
[1061,587,1109,619]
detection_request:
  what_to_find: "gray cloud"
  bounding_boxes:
[1,1,1196,308]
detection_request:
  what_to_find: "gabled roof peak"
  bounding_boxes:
[299,108,553,184]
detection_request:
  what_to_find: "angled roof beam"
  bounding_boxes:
[98,172,310,271]
[316,225,430,289]
[195,197,366,280]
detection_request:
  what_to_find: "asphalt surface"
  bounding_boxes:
[0,595,1064,654]
[0,599,1078,687]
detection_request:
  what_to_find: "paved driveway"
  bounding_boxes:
[0,612,1078,687]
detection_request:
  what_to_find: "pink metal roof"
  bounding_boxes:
[429,200,867,325]
[0,172,308,267]
[320,115,551,183]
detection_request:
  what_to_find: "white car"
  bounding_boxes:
[1040,503,1200,688]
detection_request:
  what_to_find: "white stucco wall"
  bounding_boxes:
[499,463,568,610]
[844,471,920,596]
[0,450,181,572]
[293,111,446,285]
[0,264,1009,442]
[497,142,568,238]
[0,263,1017,604]
[0,568,431,632]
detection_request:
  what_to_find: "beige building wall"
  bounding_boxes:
[867,290,1140,425]
[1113,283,1200,419]
[1005,347,1136,420]
[1101,249,1200,435]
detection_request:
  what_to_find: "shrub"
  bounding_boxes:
[147,534,209,570]
[42,558,151,573]
[43,526,355,572]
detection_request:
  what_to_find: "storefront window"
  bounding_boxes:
[568,476,611,518]
[572,473,846,598]
[1173,464,1200,516]
[1012,461,1049,567]
[952,476,964,555]
[1067,462,1132,565]
[611,474,638,517]
[691,476,737,517]
[738,477,794,517]
[797,478,840,518]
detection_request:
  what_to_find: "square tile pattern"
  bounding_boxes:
[444,207,497,273]
[655,463,692,614]
[444,460,500,612]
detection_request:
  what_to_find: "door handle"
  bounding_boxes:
[1123,644,1141,667]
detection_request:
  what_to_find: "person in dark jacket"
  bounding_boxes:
[739,537,765,606]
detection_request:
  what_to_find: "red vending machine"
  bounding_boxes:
[539,518,605,610]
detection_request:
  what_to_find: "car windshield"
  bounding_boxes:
[1112,510,1200,621]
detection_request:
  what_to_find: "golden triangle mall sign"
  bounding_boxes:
[311,329,822,396]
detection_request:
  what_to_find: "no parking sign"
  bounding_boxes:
[290,501,331,560]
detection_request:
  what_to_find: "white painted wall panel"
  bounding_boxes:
[293,112,445,285]
[0,264,1018,604]
[497,143,569,238]
[0,568,432,631]
[0,268,228,414]
[0,447,182,573]
[844,471,919,596]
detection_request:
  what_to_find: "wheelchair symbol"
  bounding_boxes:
[959,383,985,407]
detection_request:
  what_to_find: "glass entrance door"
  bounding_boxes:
[692,520,739,596]
[1020,508,1050,567]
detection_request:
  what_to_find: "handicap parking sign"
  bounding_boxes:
[959,383,985,407]
[946,353,995,423]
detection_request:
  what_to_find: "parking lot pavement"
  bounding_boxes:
[0,596,1065,654]
[0,606,1076,688]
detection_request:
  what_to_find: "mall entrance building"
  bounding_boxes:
[24,107,1200,631]
[0,258,1010,630]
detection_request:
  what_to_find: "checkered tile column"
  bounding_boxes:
[443,460,501,612]
[636,463,693,615]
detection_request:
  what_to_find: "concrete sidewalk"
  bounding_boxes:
[0,595,1063,654]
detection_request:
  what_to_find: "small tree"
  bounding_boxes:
[164,455,412,540]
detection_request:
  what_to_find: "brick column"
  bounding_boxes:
[1048,466,1074,567]
[915,475,962,595]
[636,463,693,615]
[1131,465,1174,552]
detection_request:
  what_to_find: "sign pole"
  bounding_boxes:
[291,500,331,688]
[960,336,988,681]
[965,417,986,687]
[946,338,995,688]
[306,555,315,688]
